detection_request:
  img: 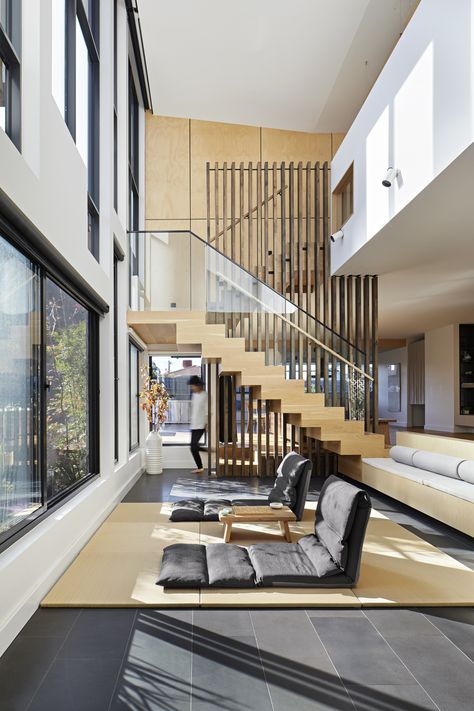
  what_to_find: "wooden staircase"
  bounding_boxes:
[128,311,387,462]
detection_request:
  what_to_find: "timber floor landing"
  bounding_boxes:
[2,470,474,711]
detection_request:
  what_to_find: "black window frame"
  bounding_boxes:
[0,0,21,150]
[129,337,142,452]
[113,0,118,212]
[113,240,124,463]
[0,212,101,551]
[64,0,100,260]
[128,63,140,306]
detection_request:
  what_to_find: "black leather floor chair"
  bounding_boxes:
[170,451,312,522]
[158,475,371,589]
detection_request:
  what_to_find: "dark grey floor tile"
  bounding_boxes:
[19,609,80,638]
[364,609,441,638]
[346,682,437,711]
[308,609,365,618]
[421,608,474,660]
[310,617,414,686]
[386,632,474,711]
[58,609,136,660]
[194,608,254,637]
[252,611,353,711]
[110,609,193,708]
[0,636,64,711]
[28,657,121,711]
[191,634,272,711]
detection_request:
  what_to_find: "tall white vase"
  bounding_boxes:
[145,430,163,475]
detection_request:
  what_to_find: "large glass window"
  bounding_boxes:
[0,0,21,149]
[128,66,140,307]
[0,237,41,537]
[51,0,99,259]
[151,356,205,446]
[0,227,99,547]
[46,279,90,501]
[129,340,140,451]
[113,0,118,212]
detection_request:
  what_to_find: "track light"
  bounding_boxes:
[382,167,399,188]
[330,229,344,243]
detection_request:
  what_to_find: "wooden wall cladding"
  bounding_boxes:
[145,114,343,233]
[145,114,190,221]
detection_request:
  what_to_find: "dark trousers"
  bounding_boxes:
[190,429,205,469]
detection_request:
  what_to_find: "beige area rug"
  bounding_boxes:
[41,503,474,608]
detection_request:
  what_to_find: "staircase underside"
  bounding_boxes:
[128,311,388,462]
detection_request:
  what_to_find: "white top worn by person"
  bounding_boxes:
[191,390,207,430]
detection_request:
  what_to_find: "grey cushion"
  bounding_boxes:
[249,543,320,585]
[458,460,474,485]
[314,475,366,570]
[389,445,418,466]
[203,500,232,521]
[206,544,255,587]
[169,499,204,522]
[268,452,307,507]
[158,544,208,587]
[297,535,341,578]
[290,459,313,521]
[412,450,463,479]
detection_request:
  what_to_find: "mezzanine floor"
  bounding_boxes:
[0,469,473,711]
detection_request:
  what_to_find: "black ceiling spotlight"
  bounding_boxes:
[382,167,399,187]
[330,229,344,243]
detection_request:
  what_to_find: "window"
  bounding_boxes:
[332,163,354,232]
[113,243,124,462]
[52,1,99,259]
[0,225,100,547]
[128,65,140,307]
[0,236,41,538]
[113,0,118,212]
[46,278,90,500]
[129,339,140,451]
[0,0,21,149]
[150,356,206,446]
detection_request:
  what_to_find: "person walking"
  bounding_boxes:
[189,375,207,474]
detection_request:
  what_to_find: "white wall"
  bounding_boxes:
[378,346,408,426]
[331,0,474,272]
[424,324,456,431]
[0,0,146,656]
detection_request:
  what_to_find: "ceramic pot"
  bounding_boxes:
[145,430,163,475]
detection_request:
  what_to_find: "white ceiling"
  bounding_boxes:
[138,0,419,132]
[334,143,474,339]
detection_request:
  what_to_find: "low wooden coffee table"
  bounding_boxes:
[218,505,296,543]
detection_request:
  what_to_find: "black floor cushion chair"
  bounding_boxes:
[169,451,312,522]
[158,475,371,589]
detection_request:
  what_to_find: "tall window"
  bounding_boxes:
[128,66,140,307]
[0,236,41,538]
[129,339,140,451]
[0,0,21,149]
[0,226,99,547]
[113,0,118,212]
[113,244,124,462]
[52,1,100,260]
[45,279,90,501]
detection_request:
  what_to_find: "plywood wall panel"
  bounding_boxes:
[261,128,332,164]
[190,119,260,219]
[145,115,190,220]
[331,133,345,158]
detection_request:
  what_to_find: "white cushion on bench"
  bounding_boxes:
[423,476,474,503]
[412,450,463,479]
[363,457,474,503]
